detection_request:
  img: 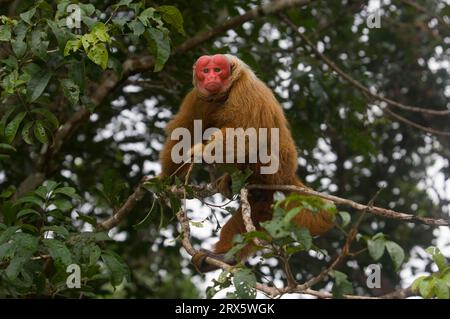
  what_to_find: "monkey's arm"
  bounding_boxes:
[159,90,198,178]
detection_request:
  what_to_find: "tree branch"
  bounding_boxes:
[92,177,428,298]
[399,0,450,29]
[280,15,450,117]
[247,184,450,227]
[296,190,381,291]
[240,188,265,247]
[98,176,150,230]
[12,0,315,200]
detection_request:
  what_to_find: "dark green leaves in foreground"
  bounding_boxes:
[367,233,405,270]
[0,1,184,154]
[0,180,130,297]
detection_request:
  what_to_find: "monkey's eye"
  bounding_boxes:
[203,68,209,73]
[213,68,221,72]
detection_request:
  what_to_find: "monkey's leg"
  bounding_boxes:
[192,208,246,273]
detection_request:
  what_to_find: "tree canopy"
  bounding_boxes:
[0,0,449,299]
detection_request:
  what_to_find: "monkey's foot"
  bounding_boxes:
[191,249,236,273]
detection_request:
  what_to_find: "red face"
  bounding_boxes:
[194,54,231,96]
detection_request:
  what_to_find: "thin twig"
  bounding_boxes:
[247,184,450,227]
[240,188,265,247]
[280,15,450,117]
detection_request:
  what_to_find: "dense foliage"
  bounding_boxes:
[0,0,449,298]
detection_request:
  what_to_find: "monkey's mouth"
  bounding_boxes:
[204,82,221,93]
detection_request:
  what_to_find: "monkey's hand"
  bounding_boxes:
[187,142,204,163]
[214,173,233,199]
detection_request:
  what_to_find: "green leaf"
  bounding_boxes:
[283,207,301,223]
[427,247,447,271]
[47,19,71,51]
[94,231,112,242]
[92,22,110,43]
[34,185,48,199]
[156,5,185,35]
[133,199,156,229]
[64,38,82,56]
[42,226,70,238]
[146,27,170,72]
[6,255,27,280]
[87,43,108,70]
[54,187,82,201]
[43,239,72,267]
[13,20,28,42]
[0,143,16,152]
[21,223,39,235]
[292,227,312,250]
[0,185,16,198]
[331,270,354,298]
[224,242,247,262]
[113,0,133,8]
[17,208,41,219]
[385,241,405,270]
[13,232,39,253]
[31,108,59,129]
[20,8,36,25]
[419,277,435,299]
[338,211,351,227]
[261,216,290,239]
[434,253,447,272]
[11,40,27,58]
[434,279,449,299]
[411,275,428,292]
[13,195,43,207]
[33,120,48,144]
[52,198,73,212]
[102,252,130,287]
[0,242,13,260]
[112,17,129,32]
[45,180,59,192]
[0,107,16,137]
[88,244,101,265]
[81,33,96,50]
[372,232,385,241]
[441,266,450,282]
[27,69,51,102]
[5,112,26,144]
[21,121,34,144]
[0,226,20,244]
[138,8,155,26]
[0,25,11,41]
[76,213,98,226]
[68,60,86,92]
[61,79,80,105]
[233,268,256,299]
[31,30,49,60]
[367,238,385,261]
[108,56,123,79]
[79,3,95,16]
[129,20,145,36]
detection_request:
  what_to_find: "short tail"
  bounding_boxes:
[285,177,335,235]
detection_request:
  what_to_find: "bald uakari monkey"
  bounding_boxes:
[159,54,335,272]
